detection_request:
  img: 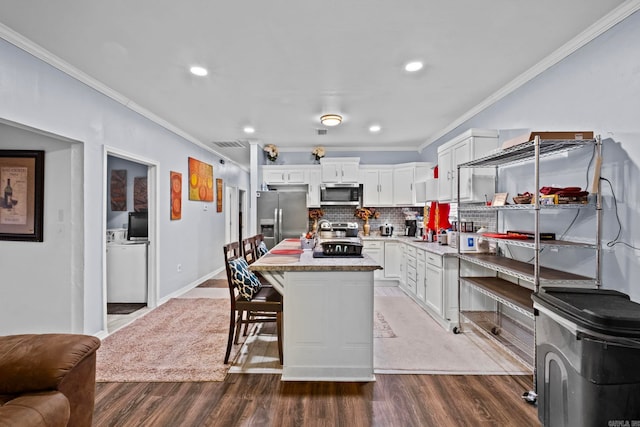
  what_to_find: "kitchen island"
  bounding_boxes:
[250,239,382,382]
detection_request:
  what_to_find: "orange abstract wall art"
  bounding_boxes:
[188,157,214,202]
[170,171,182,220]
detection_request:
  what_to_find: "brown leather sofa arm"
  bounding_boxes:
[0,334,100,427]
[0,334,101,395]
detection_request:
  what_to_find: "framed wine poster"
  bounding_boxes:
[0,150,45,242]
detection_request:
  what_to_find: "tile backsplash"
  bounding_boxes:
[309,204,496,234]
[309,206,423,235]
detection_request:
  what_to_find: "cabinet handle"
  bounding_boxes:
[282,173,285,181]
[410,183,413,191]
[341,170,344,177]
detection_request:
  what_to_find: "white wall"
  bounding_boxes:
[0,122,82,333]
[423,10,640,300]
[0,38,249,335]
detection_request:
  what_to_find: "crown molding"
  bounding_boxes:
[277,144,418,153]
[419,0,640,152]
[0,23,249,172]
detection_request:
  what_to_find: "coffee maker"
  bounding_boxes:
[405,219,417,237]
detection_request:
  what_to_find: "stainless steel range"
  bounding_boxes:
[319,221,359,238]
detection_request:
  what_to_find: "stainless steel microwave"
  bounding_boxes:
[320,183,362,206]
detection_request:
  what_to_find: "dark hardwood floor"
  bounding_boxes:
[94,374,540,426]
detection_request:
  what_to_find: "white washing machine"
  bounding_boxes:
[106,241,148,303]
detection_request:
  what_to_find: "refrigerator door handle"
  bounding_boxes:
[274,208,279,243]
[278,208,283,243]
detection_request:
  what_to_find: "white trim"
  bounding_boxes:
[278,145,418,153]
[419,0,640,152]
[0,23,247,172]
[102,145,161,334]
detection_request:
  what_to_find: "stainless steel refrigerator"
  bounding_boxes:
[256,190,308,249]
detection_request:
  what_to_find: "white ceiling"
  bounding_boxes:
[0,0,629,167]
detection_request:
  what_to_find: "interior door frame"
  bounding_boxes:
[225,184,238,244]
[102,146,159,332]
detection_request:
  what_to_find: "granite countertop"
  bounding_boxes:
[360,234,459,256]
[250,239,382,272]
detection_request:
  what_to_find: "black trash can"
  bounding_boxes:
[532,287,640,427]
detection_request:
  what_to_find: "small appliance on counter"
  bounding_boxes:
[380,224,394,236]
[438,232,448,245]
[405,219,417,237]
[330,222,359,237]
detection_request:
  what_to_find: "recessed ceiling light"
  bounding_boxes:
[243,126,255,134]
[369,124,381,133]
[404,61,423,72]
[189,66,208,76]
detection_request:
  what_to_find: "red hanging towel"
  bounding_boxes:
[427,201,451,232]
[427,164,451,232]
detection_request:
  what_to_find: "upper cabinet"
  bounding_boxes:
[320,158,359,183]
[306,166,322,208]
[393,163,433,206]
[437,129,499,203]
[262,166,306,185]
[360,166,393,206]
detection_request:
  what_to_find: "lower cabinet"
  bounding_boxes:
[399,243,459,331]
[362,240,384,281]
[425,252,443,317]
[362,240,402,283]
[383,241,401,279]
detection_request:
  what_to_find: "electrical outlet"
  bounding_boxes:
[177,264,182,272]
[203,204,208,211]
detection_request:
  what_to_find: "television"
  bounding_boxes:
[127,211,148,241]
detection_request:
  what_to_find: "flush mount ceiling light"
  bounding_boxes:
[404,61,423,72]
[369,124,381,133]
[320,114,342,127]
[189,66,208,76]
[243,126,255,134]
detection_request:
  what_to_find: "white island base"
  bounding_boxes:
[255,253,379,382]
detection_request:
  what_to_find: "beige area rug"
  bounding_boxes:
[374,295,531,375]
[97,298,232,382]
[374,310,397,338]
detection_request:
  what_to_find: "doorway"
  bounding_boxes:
[103,148,158,333]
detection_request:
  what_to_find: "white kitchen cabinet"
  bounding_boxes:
[383,241,401,279]
[360,166,393,206]
[396,243,459,332]
[399,243,407,289]
[425,254,443,317]
[437,128,499,203]
[306,167,321,207]
[263,165,306,185]
[320,158,359,183]
[362,240,384,281]
[415,249,426,302]
[415,178,438,203]
[393,162,433,206]
[404,244,417,294]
